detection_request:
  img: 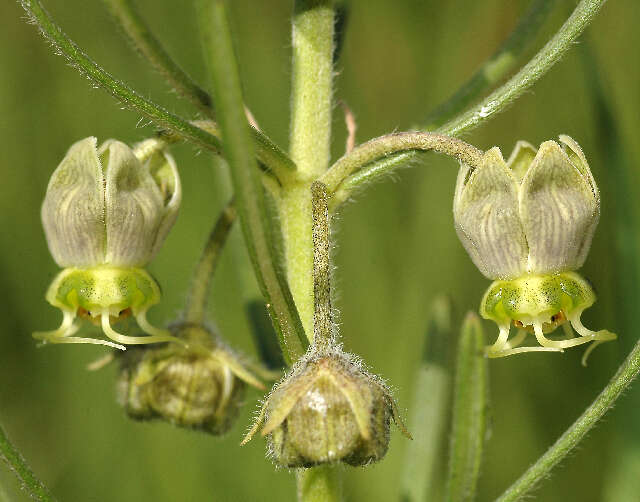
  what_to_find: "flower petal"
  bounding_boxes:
[102,140,164,267]
[506,140,537,182]
[145,149,182,258]
[519,140,600,274]
[454,147,528,280]
[41,137,106,267]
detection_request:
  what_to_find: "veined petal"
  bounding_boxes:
[41,137,106,267]
[102,140,164,267]
[519,141,600,274]
[506,140,537,182]
[454,147,528,280]
[145,149,182,258]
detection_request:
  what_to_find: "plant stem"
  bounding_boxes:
[446,313,489,502]
[495,337,640,502]
[281,0,335,339]
[321,132,484,194]
[422,0,557,130]
[20,0,296,178]
[195,0,307,364]
[311,182,332,351]
[326,0,607,205]
[440,0,607,137]
[296,467,343,502]
[101,0,212,114]
[290,0,334,181]
[0,422,54,501]
[183,199,236,325]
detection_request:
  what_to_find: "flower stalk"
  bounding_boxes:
[183,199,236,325]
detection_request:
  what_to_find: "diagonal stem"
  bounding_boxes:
[183,199,236,325]
[422,0,558,130]
[195,0,308,365]
[0,422,54,501]
[495,338,640,502]
[20,0,296,178]
[101,0,213,114]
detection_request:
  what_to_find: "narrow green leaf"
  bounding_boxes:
[194,0,308,364]
[0,423,54,501]
[446,312,489,502]
[400,296,452,502]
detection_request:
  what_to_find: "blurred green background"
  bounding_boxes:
[1,1,639,500]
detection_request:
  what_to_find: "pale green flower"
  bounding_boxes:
[35,137,183,350]
[454,136,615,363]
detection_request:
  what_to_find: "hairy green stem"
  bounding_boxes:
[400,296,452,502]
[440,0,607,136]
[183,199,236,325]
[281,0,335,340]
[495,338,640,502]
[101,0,212,114]
[290,0,334,180]
[328,0,607,204]
[20,0,296,179]
[0,423,54,501]
[321,132,484,194]
[311,182,332,352]
[296,467,343,502]
[195,0,307,364]
[422,0,557,130]
[446,313,489,502]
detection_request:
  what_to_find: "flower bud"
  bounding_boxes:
[35,137,183,350]
[242,349,410,467]
[453,136,615,362]
[118,323,268,435]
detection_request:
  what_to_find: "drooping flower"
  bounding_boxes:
[118,323,274,435]
[241,347,410,467]
[35,137,182,350]
[453,135,615,363]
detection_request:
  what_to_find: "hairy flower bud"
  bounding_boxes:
[453,136,615,362]
[118,323,269,435]
[242,349,410,467]
[35,137,183,349]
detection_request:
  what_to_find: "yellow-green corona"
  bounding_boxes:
[34,137,182,350]
[454,135,616,363]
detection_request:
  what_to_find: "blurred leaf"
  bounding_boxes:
[445,312,489,502]
[400,295,452,502]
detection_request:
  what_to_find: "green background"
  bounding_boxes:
[1,1,639,501]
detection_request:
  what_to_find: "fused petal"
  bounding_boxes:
[519,141,600,274]
[506,140,537,182]
[145,149,182,257]
[101,140,165,267]
[41,137,106,267]
[454,147,528,280]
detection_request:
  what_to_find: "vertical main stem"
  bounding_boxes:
[283,0,335,340]
[289,0,334,180]
[287,2,340,500]
[296,467,343,502]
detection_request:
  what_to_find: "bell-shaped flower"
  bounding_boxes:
[454,136,615,363]
[35,137,183,350]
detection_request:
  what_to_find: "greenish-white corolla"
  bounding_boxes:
[454,135,616,364]
[35,137,183,350]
